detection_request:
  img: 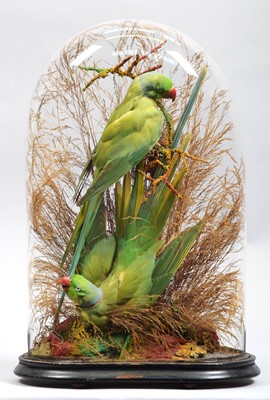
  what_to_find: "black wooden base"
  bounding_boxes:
[14,351,260,388]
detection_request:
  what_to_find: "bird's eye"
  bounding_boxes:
[75,287,81,292]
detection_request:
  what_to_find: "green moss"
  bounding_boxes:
[31,342,51,357]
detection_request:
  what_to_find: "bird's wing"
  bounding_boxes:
[74,98,141,202]
[78,157,133,205]
[99,109,137,143]
[117,241,162,304]
[116,255,154,304]
[78,104,163,205]
[98,96,160,149]
[78,235,117,287]
[101,241,161,307]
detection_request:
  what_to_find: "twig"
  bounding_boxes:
[80,41,167,90]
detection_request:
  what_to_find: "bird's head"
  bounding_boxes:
[139,72,176,101]
[58,274,90,298]
[57,274,103,307]
[57,275,71,292]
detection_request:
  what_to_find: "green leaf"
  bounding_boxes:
[136,153,186,245]
[120,172,132,236]
[115,181,123,237]
[115,173,132,238]
[150,221,202,295]
[128,162,144,218]
[173,65,207,147]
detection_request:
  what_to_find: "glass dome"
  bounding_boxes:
[25,20,247,367]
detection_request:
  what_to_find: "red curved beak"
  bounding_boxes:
[57,276,71,289]
[164,87,176,102]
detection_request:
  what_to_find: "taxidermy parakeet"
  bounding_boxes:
[63,72,176,276]
[58,72,202,329]
[75,72,176,205]
[58,160,201,328]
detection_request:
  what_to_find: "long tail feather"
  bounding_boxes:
[73,156,93,203]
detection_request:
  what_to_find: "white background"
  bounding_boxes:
[0,0,269,398]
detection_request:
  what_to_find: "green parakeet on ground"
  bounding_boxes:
[58,158,202,329]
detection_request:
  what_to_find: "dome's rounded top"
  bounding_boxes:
[60,19,216,87]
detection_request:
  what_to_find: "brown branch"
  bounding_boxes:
[81,40,167,90]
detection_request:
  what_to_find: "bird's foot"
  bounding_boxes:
[139,168,181,201]
[147,158,167,170]
[163,176,182,199]
[173,147,208,174]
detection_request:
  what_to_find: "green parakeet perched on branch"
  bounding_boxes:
[62,72,176,279]
[56,66,208,336]
[75,72,176,206]
[57,68,208,329]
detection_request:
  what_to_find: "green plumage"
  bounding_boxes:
[63,165,202,328]
[64,72,175,278]
[65,223,201,328]
[75,73,174,205]
[59,71,204,329]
